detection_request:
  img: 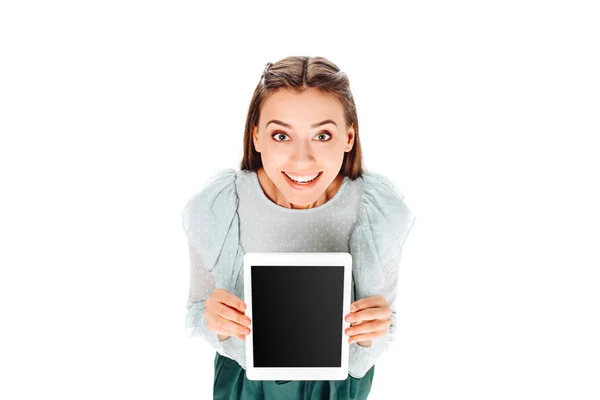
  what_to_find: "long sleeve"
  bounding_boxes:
[347,250,404,378]
[182,168,243,360]
[185,241,225,349]
[347,170,416,378]
[185,241,243,358]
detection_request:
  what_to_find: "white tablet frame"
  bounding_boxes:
[243,252,352,381]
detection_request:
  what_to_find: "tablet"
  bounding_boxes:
[243,252,352,381]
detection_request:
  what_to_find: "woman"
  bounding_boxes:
[182,56,416,399]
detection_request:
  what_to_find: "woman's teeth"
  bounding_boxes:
[284,171,321,183]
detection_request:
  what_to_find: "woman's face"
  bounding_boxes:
[252,87,355,209]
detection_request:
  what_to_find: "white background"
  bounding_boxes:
[1,1,598,399]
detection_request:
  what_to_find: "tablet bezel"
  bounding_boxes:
[243,252,352,381]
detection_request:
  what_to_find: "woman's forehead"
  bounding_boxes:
[260,90,345,128]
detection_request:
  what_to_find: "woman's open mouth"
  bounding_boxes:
[282,171,323,189]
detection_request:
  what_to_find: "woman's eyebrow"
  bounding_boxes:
[266,119,337,129]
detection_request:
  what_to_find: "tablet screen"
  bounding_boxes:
[251,265,345,368]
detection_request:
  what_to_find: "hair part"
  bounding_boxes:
[239,56,364,180]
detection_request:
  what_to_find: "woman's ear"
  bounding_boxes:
[345,124,355,152]
[252,126,261,153]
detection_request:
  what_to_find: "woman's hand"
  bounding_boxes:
[344,295,392,347]
[205,288,252,342]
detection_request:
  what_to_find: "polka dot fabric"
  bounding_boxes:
[182,168,416,379]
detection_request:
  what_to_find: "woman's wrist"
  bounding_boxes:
[217,334,230,342]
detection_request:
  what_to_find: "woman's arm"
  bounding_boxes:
[348,251,403,378]
[185,242,232,348]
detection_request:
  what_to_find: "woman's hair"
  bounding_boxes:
[239,56,364,180]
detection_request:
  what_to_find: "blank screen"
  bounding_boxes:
[251,265,345,368]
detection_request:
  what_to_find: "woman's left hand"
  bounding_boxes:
[344,295,392,347]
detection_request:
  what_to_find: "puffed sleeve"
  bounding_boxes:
[181,168,240,352]
[347,171,416,378]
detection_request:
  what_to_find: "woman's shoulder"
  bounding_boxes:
[352,170,416,265]
[181,168,240,269]
[360,170,407,201]
[181,168,239,218]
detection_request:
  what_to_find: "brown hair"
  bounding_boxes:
[239,56,364,180]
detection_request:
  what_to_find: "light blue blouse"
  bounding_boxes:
[182,168,416,379]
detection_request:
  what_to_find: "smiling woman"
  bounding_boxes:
[251,87,356,210]
[183,55,416,400]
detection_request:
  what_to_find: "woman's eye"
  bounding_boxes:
[272,132,289,141]
[271,132,332,142]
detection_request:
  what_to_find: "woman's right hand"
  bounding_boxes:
[205,288,252,341]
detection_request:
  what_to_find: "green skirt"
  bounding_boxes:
[213,352,375,400]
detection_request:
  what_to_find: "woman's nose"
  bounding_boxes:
[291,141,315,163]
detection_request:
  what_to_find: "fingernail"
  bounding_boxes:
[241,303,246,311]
